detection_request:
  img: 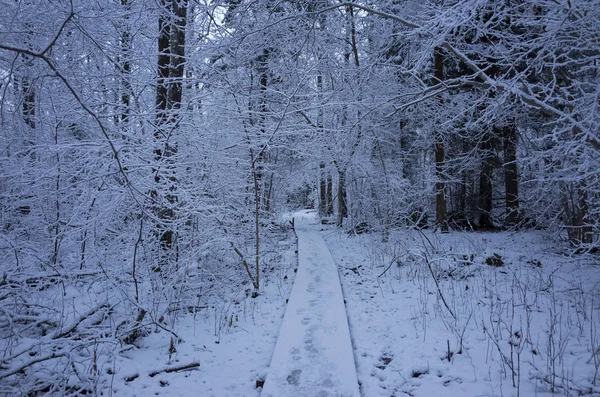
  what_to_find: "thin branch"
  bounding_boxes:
[40,2,74,56]
[420,249,456,320]
[230,242,258,289]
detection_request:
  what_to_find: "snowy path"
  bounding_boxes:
[261,210,360,397]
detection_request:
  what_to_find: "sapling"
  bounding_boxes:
[169,336,177,361]
[590,297,600,386]
[545,292,572,394]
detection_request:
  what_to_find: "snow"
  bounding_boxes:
[110,303,282,397]
[261,210,360,397]
[324,226,600,397]
[101,224,299,397]
[4,211,600,397]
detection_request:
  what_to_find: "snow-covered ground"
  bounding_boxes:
[5,214,599,397]
[123,218,599,397]
[106,228,298,397]
[324,225,600,397]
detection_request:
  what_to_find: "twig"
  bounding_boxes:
[423,251,456,320]
[378,255,399,278]
[483,323,517,377]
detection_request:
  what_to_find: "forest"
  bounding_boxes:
[0,0,599,395]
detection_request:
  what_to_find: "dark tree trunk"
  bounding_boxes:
[577,185,593,245]
[17,52,36,130]
[168,0,186,111]
[337,169,347,226]
[319,162,326,216]
[503,123,519,226]
[154,0,187,260]
[326,173,334,216]
[459,137,469,216]
[346,5,360,68]
[155,6,170,125]
[478,135,494,229]
[118,0,132,125]
[562,182,593,247]
[22,74,35,129]
[434,47,447,231]
[19,23,36,130]
[317,73,326,217]
[317,74,323,129]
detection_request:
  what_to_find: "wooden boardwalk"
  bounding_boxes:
[261,211,360,397]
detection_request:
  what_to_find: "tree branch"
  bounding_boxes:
[0,8,146,210]
[148,362,200,377]
[0,353,67,380]
[334,2,600,150]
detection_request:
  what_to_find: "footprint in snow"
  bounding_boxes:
[286,369,302,385]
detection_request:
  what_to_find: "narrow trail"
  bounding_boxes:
[261,210,360,397]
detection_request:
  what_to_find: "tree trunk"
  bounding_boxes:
[19,22,36,130]
[459,136,469,217]
[251,149,261,290]
[167,0,186,111]
[326,173,334,216]
[503,123,519,226]
[263,171,274,213]
[577,185,592,246]
[254,49,269,209]
[319,162,326,216]
[21,72,35,129]
[434,47,447,231]
[154,0,187,264]
[478,134,494,229]
[317,72,326,217]
[117,0,132,125]
[155,4,170,124]
[562,182,593,247]
[337,169,347,226]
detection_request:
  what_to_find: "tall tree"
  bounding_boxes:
[154,0,188,267]
[433,47,448,231]
[502,121,519,226]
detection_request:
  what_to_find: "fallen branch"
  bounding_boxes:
[529,362,599,395]
[122,308,147,345]
[2,301,111,365]
[52,303,108,340]
[0,352,67,380]
[230,243,258,290]
[148,362,200,377]
[167,305,209,314]
[124,373,139,382]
